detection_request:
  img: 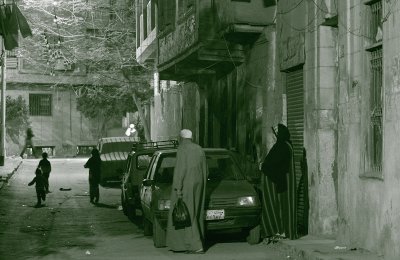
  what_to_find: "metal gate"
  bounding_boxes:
[286,67,308,236]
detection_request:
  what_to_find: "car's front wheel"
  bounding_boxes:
[143,217,153,236]
[153,217,166,248]
[246,225,261,245]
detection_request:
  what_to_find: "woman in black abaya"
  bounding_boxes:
[260,124,298,240]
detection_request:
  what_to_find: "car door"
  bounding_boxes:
[140,155,158,218]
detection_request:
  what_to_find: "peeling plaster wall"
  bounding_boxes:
[150,73,200,143]
[150,76,182,141]
[337,1,400,258]
[305,24,339,238]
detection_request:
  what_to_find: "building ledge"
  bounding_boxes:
[359,171,383,180]
[365,41,382,52]
[136,29,157,64]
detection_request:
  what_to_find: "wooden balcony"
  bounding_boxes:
[156,0,276,80]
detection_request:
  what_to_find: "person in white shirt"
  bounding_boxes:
[125,124,137,137]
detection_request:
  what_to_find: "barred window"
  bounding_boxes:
[29,94,52,116]
[365,0,383,175]
[369,47,383,172]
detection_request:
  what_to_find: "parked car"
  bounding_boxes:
[121,140,178,220]
[97,137,139,186]
[140,148,261,248]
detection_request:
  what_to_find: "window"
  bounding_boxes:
[6,49,18,69]
[29,94,52,116]
[158,0,176,33]
[137,154,152,170]
[365,0,382,46]
[178,0,194,17]
[369,47,383,172]
[364,0,383,173]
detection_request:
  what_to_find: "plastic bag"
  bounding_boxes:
[172,198,191,229]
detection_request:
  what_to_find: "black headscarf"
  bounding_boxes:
[261,124,293,193]
[277,123,290,143]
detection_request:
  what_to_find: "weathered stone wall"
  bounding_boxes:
[277,0,339,238]
[337,1,400,258]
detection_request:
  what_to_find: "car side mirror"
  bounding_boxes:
[142,179,153,187]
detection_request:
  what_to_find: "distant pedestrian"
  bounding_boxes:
[84,148,101,204]
[260,124,298,240]
[38,152,51,193]
[20,128,35,158]
[125,123,137,138]
[28,168,46,208]
[166,129,207,254]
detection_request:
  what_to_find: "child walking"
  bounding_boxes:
[38,152,51,193]
[28,168,46,207]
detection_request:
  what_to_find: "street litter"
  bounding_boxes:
[22,205,27,207]
[59,188,72,191]
[85,250,91,255]
[334,246,347,250]
[117,206,123,211]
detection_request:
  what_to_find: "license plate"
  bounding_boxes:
[206,209,225,220]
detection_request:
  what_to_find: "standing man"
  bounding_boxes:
[20,128,35,158]
[166,129,207,254]
[84,148,102,204]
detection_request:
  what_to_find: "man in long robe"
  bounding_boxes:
[166,129,207,253]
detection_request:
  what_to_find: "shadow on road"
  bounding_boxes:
[94,202,117,209]
[205,230,247,251]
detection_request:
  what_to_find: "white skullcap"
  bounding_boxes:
[129,124,135,128]
[180,129,192,139]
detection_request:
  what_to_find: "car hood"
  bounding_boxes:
[206,180,256,198]
[155,180,256,200]
[100,152,129,161]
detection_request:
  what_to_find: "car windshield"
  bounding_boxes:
[100,142,133,154]
[153,152,244,183]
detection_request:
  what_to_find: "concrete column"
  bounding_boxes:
[305,23,339,237]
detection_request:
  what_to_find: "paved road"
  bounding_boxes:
[0,159,287,260]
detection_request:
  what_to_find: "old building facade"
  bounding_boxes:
[136,0,400,258]
[5,0,132,157]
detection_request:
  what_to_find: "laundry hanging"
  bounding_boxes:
[0,2,32,51]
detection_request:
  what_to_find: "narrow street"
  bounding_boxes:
[0,159,287,260]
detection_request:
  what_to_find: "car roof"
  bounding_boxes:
[98,137,139,144]
[154,148,230,155]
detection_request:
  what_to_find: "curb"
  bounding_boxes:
[278,236,384,260]
[0,160,23,190]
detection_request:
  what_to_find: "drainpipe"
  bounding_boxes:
[0,38,6,166]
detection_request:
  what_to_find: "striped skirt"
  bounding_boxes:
[260,172,298,239]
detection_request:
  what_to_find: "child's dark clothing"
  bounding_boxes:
[28,174,46,206]
[38,158,51,192]
[84,155,101,203]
